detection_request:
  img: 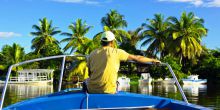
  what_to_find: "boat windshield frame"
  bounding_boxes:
[0,55,188,110]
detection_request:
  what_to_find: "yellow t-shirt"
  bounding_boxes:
[87,47,129,94]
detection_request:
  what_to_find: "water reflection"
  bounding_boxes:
[0,84,53,106]
[162,84,177,93]
[183,85,207,97]
[118,83,130,92]
[138,83,152,94]
[0,82,217,109]
[183,84,207,104]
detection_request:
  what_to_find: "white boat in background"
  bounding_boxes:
[161,78,175,84]
[117,76,130,91]
[139,73,153,84]
[182,75,207,85]
[117,76,130,86]
[0,69,54,84]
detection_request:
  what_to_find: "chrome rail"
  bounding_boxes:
[160,63,188,104]
[128,61,188,103]
[0,55,86,110]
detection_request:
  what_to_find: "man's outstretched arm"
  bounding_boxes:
[127,54,161,64]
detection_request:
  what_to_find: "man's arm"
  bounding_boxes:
[127,54,161,64]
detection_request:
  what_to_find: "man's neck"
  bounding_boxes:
[103,45,112,48]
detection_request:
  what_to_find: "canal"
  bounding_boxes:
[0,82,219,109]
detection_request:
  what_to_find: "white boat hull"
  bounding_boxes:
[117,77,130,86]
[139,78,152,84]
[161,79,175,84]
[182,79,207,85]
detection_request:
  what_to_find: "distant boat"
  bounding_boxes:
[182,75,207,85]
[161,78,175,84]
[117,76,130,86]
[139,73,153,84]
[0,69,54,84]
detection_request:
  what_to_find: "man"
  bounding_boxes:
[87,31,160,94]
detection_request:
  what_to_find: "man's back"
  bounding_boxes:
[87,47,129,94]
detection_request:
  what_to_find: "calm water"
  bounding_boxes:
[0,82,219,109]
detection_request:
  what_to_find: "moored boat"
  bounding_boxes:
[182,75,207,85]
[0,69,54,84]
[117,76,130,91]
[117,76,130,86]
[161,78,176,84]
[138,73,153,84]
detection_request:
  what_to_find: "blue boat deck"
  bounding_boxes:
[3,90,209,110]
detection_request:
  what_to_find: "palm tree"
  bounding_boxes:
[75,39,98,55]
[30,17,61,54]
[141,14,170,58]
[61,19,93,81]
[10,43,25,65]
[94,10,130,44]
[101,9,127,29]
[168,12,207,63]
[1,43,25,72]
[61,19,93,54]
[120,27,144,54]
[66,39,97,82]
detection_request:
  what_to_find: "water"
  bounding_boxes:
[0,82,219,109]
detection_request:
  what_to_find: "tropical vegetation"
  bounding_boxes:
[1,10,220,83]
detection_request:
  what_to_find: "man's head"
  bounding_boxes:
[101,31,115,47]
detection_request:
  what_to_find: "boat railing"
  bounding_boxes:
[160,62,188,104]
[9,76,49,82]
[0,55,188,110]
[0,55,87,110]
[128,61,188,104]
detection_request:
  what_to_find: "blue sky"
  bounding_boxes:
[0,0,220,53]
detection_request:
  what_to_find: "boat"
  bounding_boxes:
[0,55,211,110]
[182,75,207,85]
[161,77,175,84]
[0,69,54,84]
[3,90,209,110]
[117,76,130,91]
[117,76,130,86]
[138,73,153,84]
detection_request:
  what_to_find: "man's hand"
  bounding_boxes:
[152,59,161,65]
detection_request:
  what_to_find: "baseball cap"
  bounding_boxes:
[101,31,115,42]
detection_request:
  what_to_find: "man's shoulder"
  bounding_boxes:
[115,48,127,53]
[89,49,98,55]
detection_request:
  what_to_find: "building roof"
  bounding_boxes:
[17,69,54,74]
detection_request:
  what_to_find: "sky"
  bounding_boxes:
[0,0,220,53]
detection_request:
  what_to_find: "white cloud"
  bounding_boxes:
[158,0,220,7]
[53,0,84,3]
[0,32,22,38]
[85,1,99,5]
[205,0,220,7]
[52,0,101,5]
